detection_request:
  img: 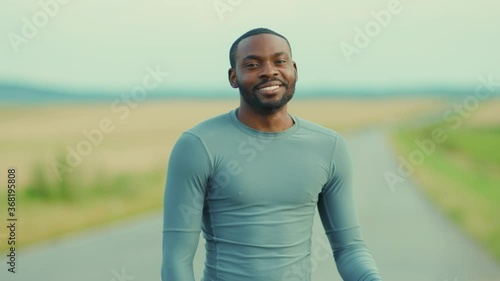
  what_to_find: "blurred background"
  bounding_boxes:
[0,0,499,280]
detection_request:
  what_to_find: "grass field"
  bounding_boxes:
[0,98,446,252]
[391,100,500,262]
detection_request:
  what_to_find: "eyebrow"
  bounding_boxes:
[242,52,288,61]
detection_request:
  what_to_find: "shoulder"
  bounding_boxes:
[294,115,344,143]
[170,113,232,167]
[185,111,233,139]
[293,116,350,161]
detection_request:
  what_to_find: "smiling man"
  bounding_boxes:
[161,28,383,281]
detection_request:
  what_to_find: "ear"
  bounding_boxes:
[293,61,298,81]
[228,68,239,88]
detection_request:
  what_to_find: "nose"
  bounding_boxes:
[258,61,278,79]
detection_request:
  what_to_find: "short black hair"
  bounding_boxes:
[229,28,292,68]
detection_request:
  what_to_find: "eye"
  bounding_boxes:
[276,59,287,64]
[245,62,259,68]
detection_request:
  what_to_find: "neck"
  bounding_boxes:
[236,102,294,132]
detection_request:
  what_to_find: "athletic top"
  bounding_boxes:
[161,109,382,281]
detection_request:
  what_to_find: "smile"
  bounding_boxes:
[257,85,282,94]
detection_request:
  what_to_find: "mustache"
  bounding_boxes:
[254,78,288,91]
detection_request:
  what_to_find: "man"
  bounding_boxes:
[161,28,382,281]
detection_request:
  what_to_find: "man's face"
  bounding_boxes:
[229,34,298,113]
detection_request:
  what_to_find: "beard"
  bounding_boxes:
[238,78,296,114]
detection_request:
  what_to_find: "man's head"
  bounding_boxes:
[228,28,298,114]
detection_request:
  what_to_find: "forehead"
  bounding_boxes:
[235,34,291,61]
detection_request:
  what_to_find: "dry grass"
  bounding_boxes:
[0,98,446,183]
[464,99,500,128]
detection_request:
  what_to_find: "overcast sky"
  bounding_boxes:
[1,0,499,93]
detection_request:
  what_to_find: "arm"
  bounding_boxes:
[161,132,211,281]
[317,134,382,281]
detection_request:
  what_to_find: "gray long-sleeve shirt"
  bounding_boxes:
[161,109,382,281]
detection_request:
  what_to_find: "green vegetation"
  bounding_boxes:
[0,158,165,253]
[23,157,143,202]
[392,124,500,263]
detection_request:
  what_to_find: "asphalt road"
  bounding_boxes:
[1,130,499,281]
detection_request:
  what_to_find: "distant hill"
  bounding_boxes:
[0,83,117,104]
[0,82,233,104]
[0,81,490,105]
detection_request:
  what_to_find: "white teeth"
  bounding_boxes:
[260,85,280,91]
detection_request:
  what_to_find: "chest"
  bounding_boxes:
[207,149,330,207]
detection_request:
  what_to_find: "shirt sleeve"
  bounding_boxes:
[317,134,383,281]
[161,132,211,281]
